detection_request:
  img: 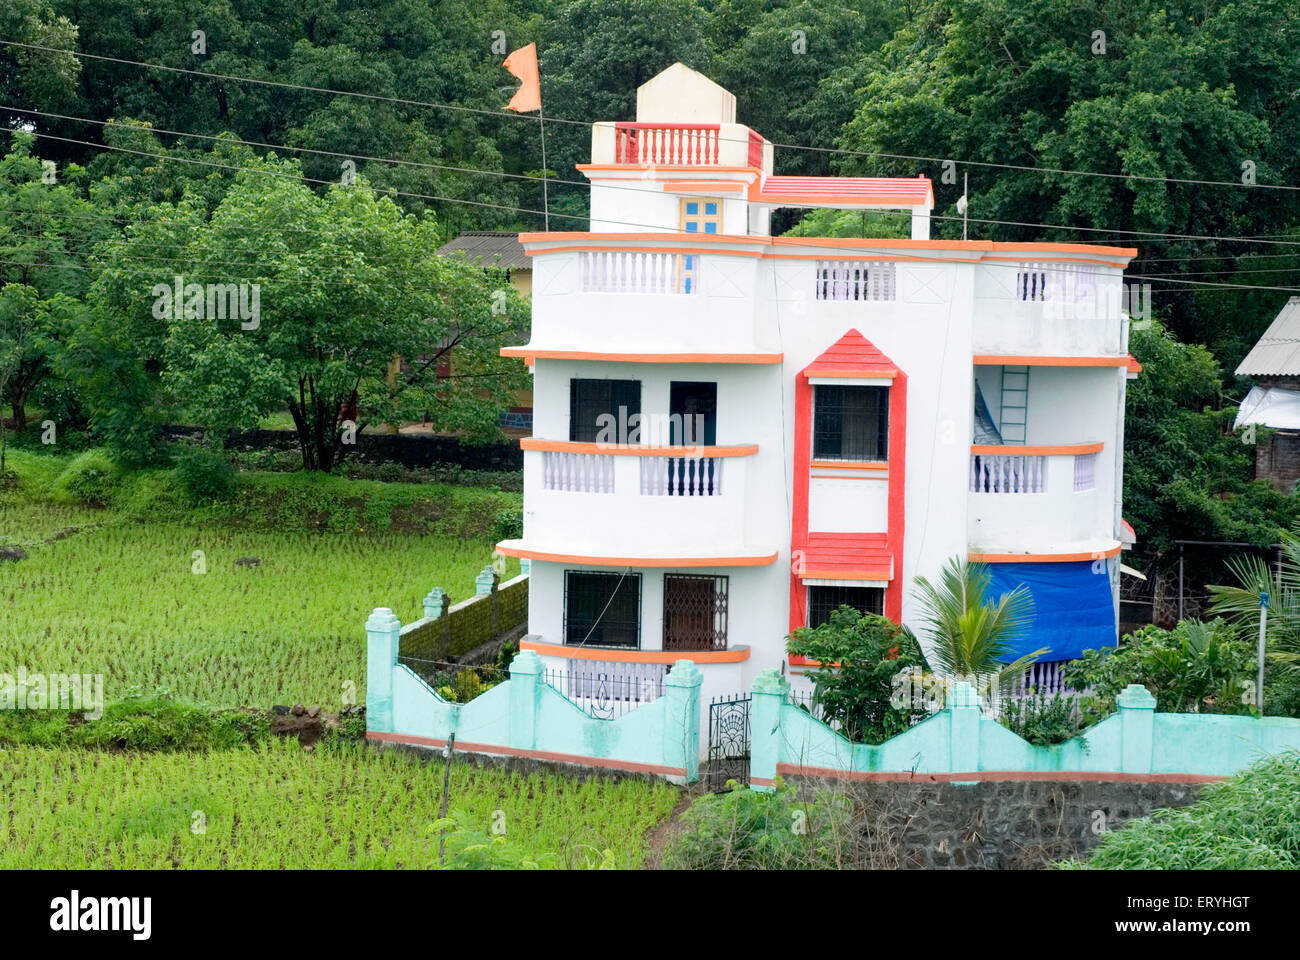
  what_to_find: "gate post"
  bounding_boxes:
[365,608,401,734]
[947,680,981,774]
[663,660,702,783]
[508,650,543,751]
[750,669,788,792]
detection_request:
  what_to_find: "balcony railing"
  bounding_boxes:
[640,456,723,496]
[969,443,1102,494]
[543,450,615,493]
[614,122,720,165]
[580,250,691,295]
[815,260,897,301]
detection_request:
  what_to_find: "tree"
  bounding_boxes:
[1124,319,1292,554]
[1209,525,1300,673]
[912,557,1045,690]
[833,0,1300,351]
[0,132,99,432]
[160,159,528,471]
[786,607,929,743]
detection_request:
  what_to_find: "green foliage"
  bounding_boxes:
[50,448,119,506]
[787,607,930,743]
[913,557,1046,687]
[435,667,497,704]
[1062,619,1258,723]
[0,742,680,868]
[491,507,524,542]
[663,778,854,870]
[0,695,271,751]
[1124,321,1291,552]
[1209,524,1300,681]
[998,690,1084,746]
[1061,752,1300,869]
[172,444,237,504]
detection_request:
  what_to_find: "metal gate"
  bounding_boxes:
[706,693,751,792]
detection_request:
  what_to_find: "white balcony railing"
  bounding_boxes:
[640,456,723,496]
[542,450,615,493]
[579,250,691,295]
[814,260,897,301]
[1014,262,1100,302]
[969,453,1047,493]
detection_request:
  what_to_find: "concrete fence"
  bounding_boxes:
[752,671,1300,789]
[366,606,702,783]
[398,569,528,667]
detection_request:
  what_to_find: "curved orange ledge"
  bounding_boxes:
[520,438,758,457]
[520,638,750,664]
[500,347,783,364]
[970,442,1103,456]
[495,543,779,568]
[968,545,1122,563]
[973,355,1132,367]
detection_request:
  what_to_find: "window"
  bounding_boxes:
[570,379,641,443]
[663,574,728,651]
[564,571,641,647]
[807,585,885,629]
[668,381,717,446]
[813,384,888,461]
[679,198,721,293]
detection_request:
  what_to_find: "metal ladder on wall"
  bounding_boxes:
[999,366,1029,443]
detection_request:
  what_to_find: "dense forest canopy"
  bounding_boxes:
[1,0,1297,544]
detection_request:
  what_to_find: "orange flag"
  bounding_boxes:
[503,43,541,113]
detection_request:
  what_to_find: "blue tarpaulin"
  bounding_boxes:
[985,561,1117,662]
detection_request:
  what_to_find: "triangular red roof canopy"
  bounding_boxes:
[800,532,893,581]
[802,329,899,378]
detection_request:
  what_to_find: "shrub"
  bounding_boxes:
[51,449,119,506]
[173,444,238,504]
[999,690,1085,746]
[491,507,523,542]
[1059,752,1300,869]
[663,778,854,870]
[0,695,271,751]
[1062,618,1257,723]
[787,607,930,744]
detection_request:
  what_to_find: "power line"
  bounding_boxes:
[4,38,1299,196]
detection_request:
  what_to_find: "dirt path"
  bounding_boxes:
[643,790,698,869]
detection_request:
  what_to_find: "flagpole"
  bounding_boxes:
[538,105,549,231]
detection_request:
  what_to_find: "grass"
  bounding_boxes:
[0,741,680,869]
[1,449,520,708]
[1059,751,1300,869]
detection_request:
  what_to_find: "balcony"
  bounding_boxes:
[590,122,771,170]
[973,260,1130,358]
[967,443,1116,556]
[508,440,775,564]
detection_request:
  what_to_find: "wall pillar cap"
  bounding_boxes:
[509,650,544,677]
[665,659,703,686]
[753,669,789,695]
[1117,683,1157,709]
[366,608,401,631]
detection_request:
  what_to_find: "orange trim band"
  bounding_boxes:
[802,368,897,379]
[969,545,1122,563]
[520,438,758,457]
[800,568,893,581]
[662,180,747,193]
[519,638,750,664]
[500,347,783,364]
[970,442,1103,456]
[809,460,889,471]
[495,543,779,568]
[972,355,1132,367]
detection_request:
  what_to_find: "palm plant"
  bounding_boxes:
[1208,525,1300,671]
[912,557,1047,694]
